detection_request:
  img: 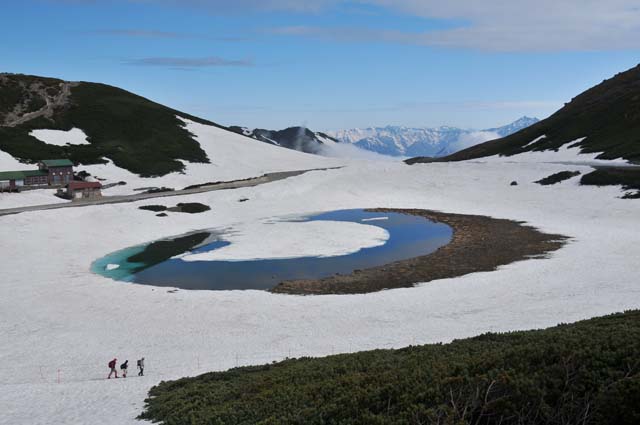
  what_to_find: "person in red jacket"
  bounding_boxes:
[108,358,118,379]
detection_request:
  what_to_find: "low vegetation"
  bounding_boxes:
[140,310,640,425]
[138,205,167,212]
[580,167,640,198]
[535,170,581,185]
[0,73,222,176]
[170,202,211,214]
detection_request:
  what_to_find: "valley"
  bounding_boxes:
[1,64,639,424]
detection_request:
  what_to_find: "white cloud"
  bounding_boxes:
[60,0,640,51]
[275,0,640,51]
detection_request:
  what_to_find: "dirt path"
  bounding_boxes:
[0,168,324,217]
[1,75,77,127]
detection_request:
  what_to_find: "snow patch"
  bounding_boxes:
[523,134,547,148]
[30,128,90,146]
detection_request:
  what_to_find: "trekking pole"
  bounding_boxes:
[57,369,61,384]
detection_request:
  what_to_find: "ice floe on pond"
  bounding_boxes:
[180,220,389,262]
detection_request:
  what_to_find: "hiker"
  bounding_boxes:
[120,360,128,378]
[108,358,118,379]
[137,357,145,376]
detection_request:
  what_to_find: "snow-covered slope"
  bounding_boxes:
[227,125,339,155]
[0,118,345,207]
[81,119,344,195]
[330,117,539,157]
[1,154,639,424]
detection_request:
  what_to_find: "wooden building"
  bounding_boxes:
[65,181,102,200]
[0,159,74,192]
[38,159,74,185]
[0,170,49,192]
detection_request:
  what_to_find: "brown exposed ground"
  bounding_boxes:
[271,208,568,295]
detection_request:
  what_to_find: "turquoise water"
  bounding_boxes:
[92,209,452,291]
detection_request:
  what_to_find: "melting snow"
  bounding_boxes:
[1,122,639,424]
[29,128,91,146]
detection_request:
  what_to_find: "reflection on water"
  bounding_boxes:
[92,209,452,291]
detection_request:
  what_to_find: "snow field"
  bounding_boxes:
[0,124,639,424]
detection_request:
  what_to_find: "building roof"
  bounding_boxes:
[0,170,48,180]
[67,181,102,190]
[41,159,74,167]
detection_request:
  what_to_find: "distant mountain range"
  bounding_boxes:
[408,64,640,165]
[328,117,539,158]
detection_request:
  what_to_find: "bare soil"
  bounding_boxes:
[271,208,568,295]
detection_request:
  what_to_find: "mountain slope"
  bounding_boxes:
[330,117,539,158]
[0,73,221,176]
[227,125,339,154]
[408,65,640,164]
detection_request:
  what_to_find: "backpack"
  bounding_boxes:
[108,360,116,368]
[137,360,141,367]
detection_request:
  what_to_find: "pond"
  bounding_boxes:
[92,209,453,291]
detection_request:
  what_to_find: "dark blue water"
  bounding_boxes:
[92,209,452,291]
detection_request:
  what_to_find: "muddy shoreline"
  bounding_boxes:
[270,208,568,295]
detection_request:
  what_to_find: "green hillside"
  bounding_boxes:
[0,73,219,176]
[140,310,640,425]
[407,64,640,165]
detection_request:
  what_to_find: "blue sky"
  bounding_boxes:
[2,0,640,130]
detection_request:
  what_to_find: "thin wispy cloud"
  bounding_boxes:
[95,29,186,38]
[126,56,255,68]
[54,0,640,51]
[89,29,248,41]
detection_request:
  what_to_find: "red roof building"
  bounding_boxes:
[65,181,102,200]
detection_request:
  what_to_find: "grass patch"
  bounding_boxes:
[535,170,581,185]
[140,310,640,425]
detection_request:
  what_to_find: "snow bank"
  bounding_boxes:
[29,128,90,146]
[180,220,389,262]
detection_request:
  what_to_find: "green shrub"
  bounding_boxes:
[139,311,640,425]
[0,74,222,176]
[535,170,581,185]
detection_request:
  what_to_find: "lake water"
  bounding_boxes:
[92,209,452,291]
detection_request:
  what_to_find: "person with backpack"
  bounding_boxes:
[120,360,128,378]
[107,358,118,379]
[137,357,145,376]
